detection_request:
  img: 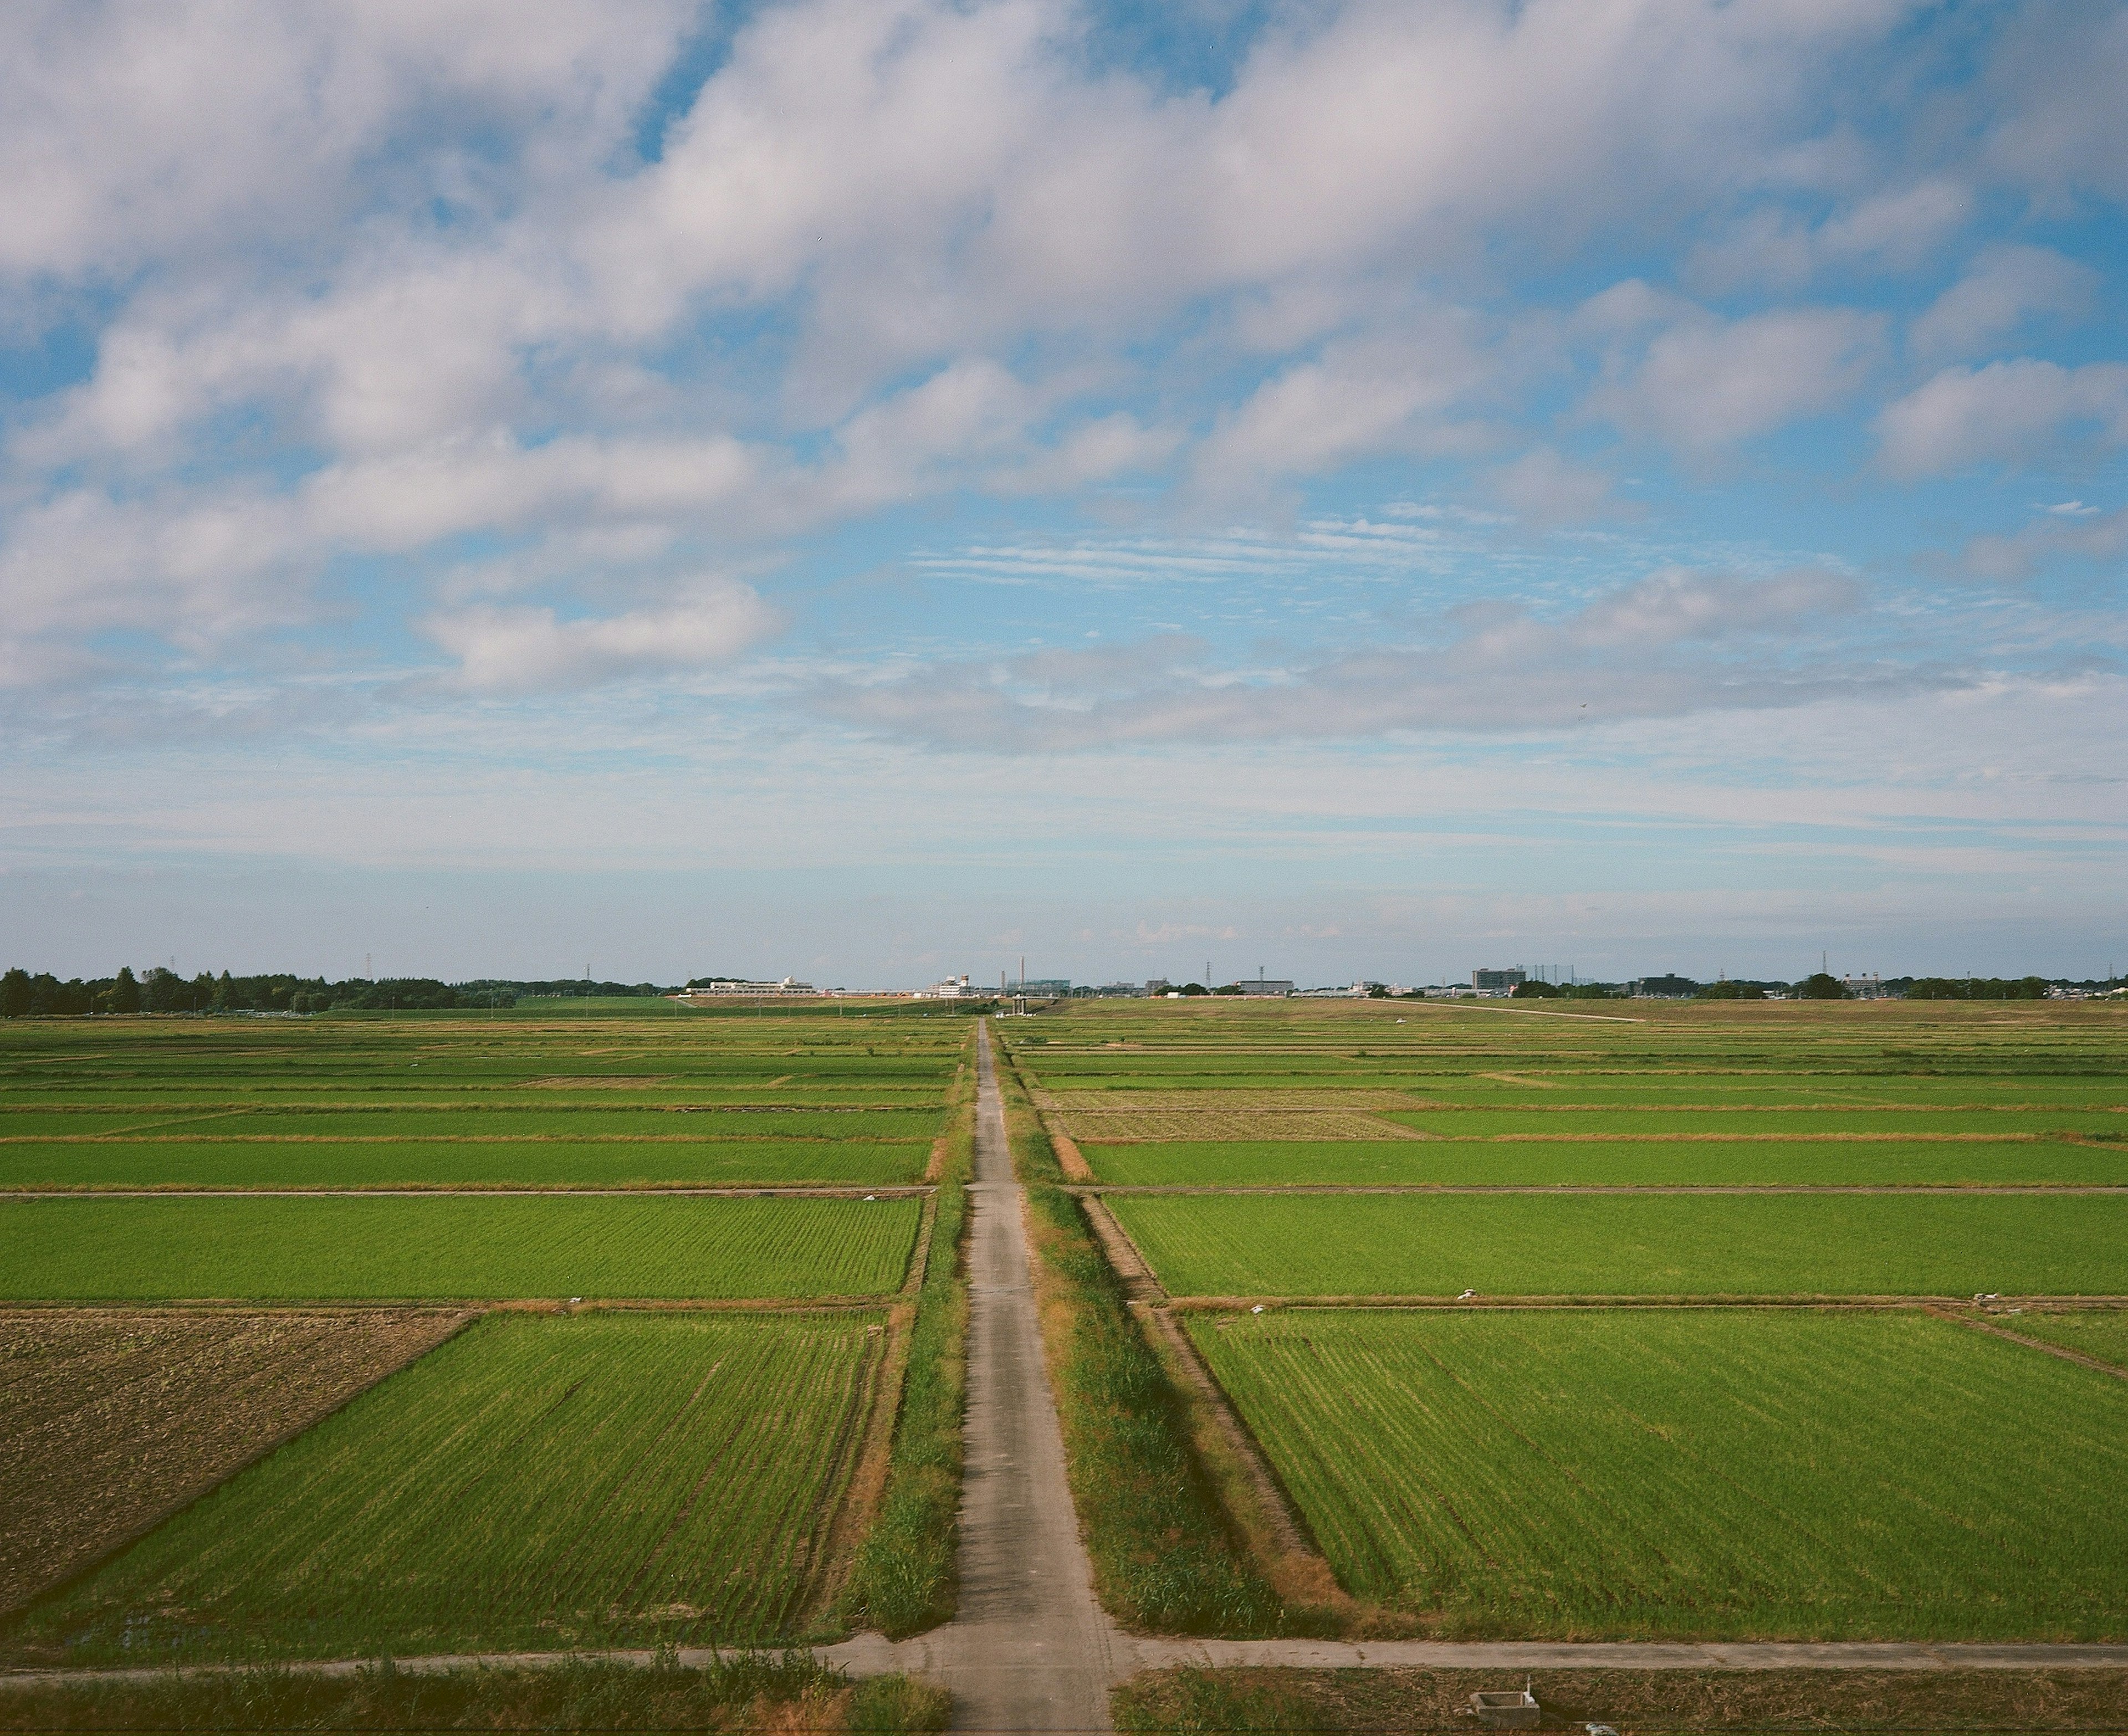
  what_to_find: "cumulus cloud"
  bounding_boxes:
[1960,506,2128,582]
[0,0,690,283]
[815,566,1883,751]
[1876,359,2128,476]
[1687,178,1974,292]
[1909,244,2096,360]
[1485,447,1635,525]
[422,585,782,694]
[1586,304,1884,450]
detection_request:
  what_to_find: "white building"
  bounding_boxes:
[918,974,973,998]
[683,976,819,997]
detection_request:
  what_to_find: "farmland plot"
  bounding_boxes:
[1108,1191,2128,1297]
[0,1194,920,1300]
[0,1309,466,1612]
[1188,1309,2128,1639]
[1993,1308,2128,1372]
[2,1312,887,1663]
[1082,1136,2122,1187]
[0,1136,929,1191]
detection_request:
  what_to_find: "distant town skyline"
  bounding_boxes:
[3,2,2123,982]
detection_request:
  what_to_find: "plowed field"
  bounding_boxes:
[0,1308,466,1611]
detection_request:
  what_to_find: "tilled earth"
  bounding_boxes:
[0,1307,467,1613]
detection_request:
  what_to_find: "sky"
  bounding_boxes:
[2,0,2125,990]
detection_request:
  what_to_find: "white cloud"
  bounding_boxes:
[1876,358,2128,476]
[1190,318,1495,497]
[423,585,782,693]
[1587,305,1883,450]
[1687,178,1973,291]
[0,0,690,284]
[817,565,1879,751]
[1961,506,2128,582]
[1909,244,2096,359]
[1486,447,1633,526]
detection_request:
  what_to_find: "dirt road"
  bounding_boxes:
[912,1020,1120,1730]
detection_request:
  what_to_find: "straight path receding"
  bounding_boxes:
[819,1020,1123,1727]
[918,1020,1119,1730]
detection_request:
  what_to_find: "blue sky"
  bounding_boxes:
[2,0,2124,987]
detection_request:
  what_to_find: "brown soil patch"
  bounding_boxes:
[0,1307,468,1612]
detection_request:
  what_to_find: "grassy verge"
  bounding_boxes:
[836,1044,975,1637]
[0,1655,949,1733]
[1113,1666,2128,1733]
[995,1041,1279,1635]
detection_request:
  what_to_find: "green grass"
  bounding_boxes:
[0,1194,921,1299]
[3,1312,889,1662]
[840,1073,974,1637]
[1371,1108,2123,1136]
[1108,1191,2128,1296]
[1084,1137,2123,1187]
[1186,1308,2128,1638]
[0,1138,929,1189]
[1998,1307,2128,1370]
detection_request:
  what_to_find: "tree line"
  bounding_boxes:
[0,969,681,1017]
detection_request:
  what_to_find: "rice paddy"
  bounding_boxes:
[998,995,2128,1643]
[4,1311,888,1662]
[1107,1190,2128,1297]
[0,1190,922,1300]
[1186,1307,2128,1638]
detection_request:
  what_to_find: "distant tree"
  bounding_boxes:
[103,967,142,1014]
[1211,984,1242,996]
[1793,972,1849,1000]
[142,967,182,1013]
[1511,979,1561,998]
[0,969,30,1018]
[1696,981,1766,1001]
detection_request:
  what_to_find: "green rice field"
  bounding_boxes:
[0,1010,957,1191]
[1082,1136,2122,1187]
[1185,1308,2128,1639]
[1997,1307,2128,1370]
[3,1310,887,1662]
[1108,1190,2128,1296]
[0,1136,928,1190]
[0,1192,922,1300]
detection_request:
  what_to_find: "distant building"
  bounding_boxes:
[1472,967,1526,994]
[1091,982,1144,997]
[1234,978,1295,998]
[1630,974,1700,998]
[1145,978,1170,997]
[684,976,818,997]
[917,974,973,998]
[1841,974,1885,1000]
[1010,978,1072,998]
